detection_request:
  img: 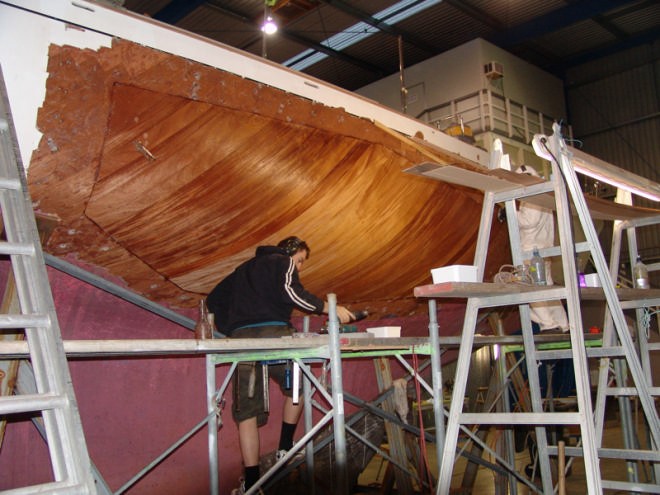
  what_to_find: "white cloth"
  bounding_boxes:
[516,165,569,332]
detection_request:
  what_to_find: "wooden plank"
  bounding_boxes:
[373,357,416,494]
[460,372,501,491]
[461,312,509,492]
[0,273,20,447]
[414,281,542,298]
[414,281,660,301]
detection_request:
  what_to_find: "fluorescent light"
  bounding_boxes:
[572,162,660,202]
[285,0,443,71]
[570,148,660,202]
[532,133,660,202]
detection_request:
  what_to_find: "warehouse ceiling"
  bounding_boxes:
[120,0,660,91]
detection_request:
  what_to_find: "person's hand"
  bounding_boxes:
[335,305,355,324]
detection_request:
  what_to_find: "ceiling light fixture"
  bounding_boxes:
[262,16,277,35]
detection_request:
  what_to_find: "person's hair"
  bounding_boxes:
[277,236,310,258]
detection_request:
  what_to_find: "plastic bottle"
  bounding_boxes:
[633,255,649,289]
[529,247,547,285]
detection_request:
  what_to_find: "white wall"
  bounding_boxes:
[480,41,565,119]
[357,38,566,122]
[357,40,484,116]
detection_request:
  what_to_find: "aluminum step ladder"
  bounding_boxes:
[0,72,97,494]
[591,207,660,492]
[420,122,659,494]
[541,126,660,494]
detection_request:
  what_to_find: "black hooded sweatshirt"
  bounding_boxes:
[206,245,324,335]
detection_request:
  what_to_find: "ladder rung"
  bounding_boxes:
[605,386,660,396]
[601,480,660,494]
[475,286,568,308]
[458,411,582,425]
[0,392,67,415]
[0,177,21,190]
[549,445,660,462]
[0,241,36,256]
[0,480,92,495]
[0,314,51,328]
[585,346,625,358]
[536,346,627,360]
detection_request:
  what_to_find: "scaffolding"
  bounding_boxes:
[204,295,446,495]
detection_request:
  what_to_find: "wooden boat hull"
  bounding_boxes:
[28,39,510,316]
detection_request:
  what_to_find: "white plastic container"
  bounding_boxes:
[431,265,478,284]
[366,326,401,338]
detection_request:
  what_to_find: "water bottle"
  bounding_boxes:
[633,255,649,289]
[529,247,546,285]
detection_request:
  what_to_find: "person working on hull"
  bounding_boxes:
[206,236,354,494]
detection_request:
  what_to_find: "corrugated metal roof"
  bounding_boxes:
[121,0,660,91]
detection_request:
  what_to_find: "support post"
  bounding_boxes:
[427,298,445,476]
[327,293,349,494]
[207,351,219,495]
[302,316,316,494]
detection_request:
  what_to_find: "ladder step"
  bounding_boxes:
[0,240,36,256]
[0,393,68,415]
[585,346,625,358]
[473,286,568,308]
[0,480,92,495]
[549,445,660,462]
[458,411,582,425]
[601,480,660,494]
[535,345,628,360]
[0,314,51,328]
[605,386,660,396]
[0,177,21,190]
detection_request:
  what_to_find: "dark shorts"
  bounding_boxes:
[230,325,298,425]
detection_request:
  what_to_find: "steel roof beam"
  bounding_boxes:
[488,0,639,48]
[203,2,388,76]
[558,27,660,72]
[153,0,206,23]
[318,0,438,55]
